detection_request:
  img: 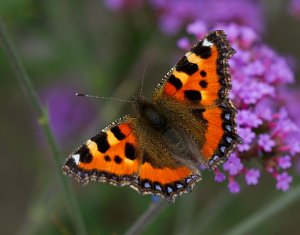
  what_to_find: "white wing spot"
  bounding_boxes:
[203,38,213,47]
[72,154,80,165]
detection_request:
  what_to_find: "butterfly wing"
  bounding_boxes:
[153,30,240,167]
[63,116,201,202]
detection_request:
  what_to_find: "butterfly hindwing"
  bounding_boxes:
[153,30,240,167]
[63,116,201,201]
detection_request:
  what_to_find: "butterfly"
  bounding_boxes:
[63,30,240,202]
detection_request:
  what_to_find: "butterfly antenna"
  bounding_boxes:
[139,62,147,97]
[76,93,134,103]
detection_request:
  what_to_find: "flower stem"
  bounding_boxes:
[0,17,87,235]
[223,183,300,235]
[124,200,168,235]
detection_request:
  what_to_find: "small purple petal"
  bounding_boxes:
[186,20,207,38]
[237,110,262,128]
[278,156,292,170]
[276,172,293,191]
[214,171,226,183]
[245,169,261,185]
[237,127,255,152]
[177,37,190,50]
[228,180,240,193]
[223,154,243,176]
[258,134,275,152]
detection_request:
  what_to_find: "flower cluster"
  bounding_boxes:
[104,0,264,34]
[179,22,300,193]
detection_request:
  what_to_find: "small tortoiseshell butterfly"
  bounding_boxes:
[63,30,240,202]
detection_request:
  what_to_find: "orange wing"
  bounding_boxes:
[63,116,201,201]
[153,30,241,167]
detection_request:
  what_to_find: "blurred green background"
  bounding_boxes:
[1,1,300,235]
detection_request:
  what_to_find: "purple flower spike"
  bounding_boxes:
[228,180,240,194]
[245,169,261,185]
[276,172,293,191]
[278,156,292,170]
[258,134,276,152]
[223,154,243,176]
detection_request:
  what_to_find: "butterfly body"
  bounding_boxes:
[63,31,241,202]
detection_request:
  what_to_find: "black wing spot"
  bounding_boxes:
[184,90,202,102]
[176,56,198,75]
[77,144,93,163]
[114,155,122,164]
[192,43,212,59]
[111,126,126,140]
[125,143,136,160]
[104,155,111,162]
[199,80,208,88]
[200,70,207,77]
[168,74,182,90]
[91,132,110,153]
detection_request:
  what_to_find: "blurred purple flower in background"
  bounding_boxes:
[181,22,300,193]
[105,0,264,34]
[289,0,300,19]
[104,0,144,11]
[245,169,261,186]
[40,82,97,145]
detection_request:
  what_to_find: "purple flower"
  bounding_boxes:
[278,156,292,170]
[245,169,260,185]
[149,0,265,34]
[237,110,262,128]
[104,0,143,11]
[276,172,293,191]
[228,180,240,193]
[237,127,255,152]
[177,37,190,50]
[223,154,243,176]
[214,170,226,183]
[258,134,276,152]
[186,20,207,38]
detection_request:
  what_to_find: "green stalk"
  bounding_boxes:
[124,200,168,235]
[0,17,87,235]
[223,183,300,235]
